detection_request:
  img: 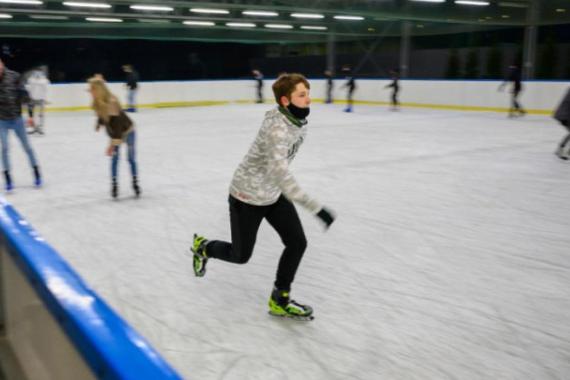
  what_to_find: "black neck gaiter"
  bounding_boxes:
[287,103,310,120]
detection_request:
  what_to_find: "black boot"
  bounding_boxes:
[33,165,42,187]
[132,176,141,197]
[4,170,13,192]
[111,177,118,198]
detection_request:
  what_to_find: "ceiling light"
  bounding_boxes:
[183,20,215,26]
[498,1,528,8]
[130,5,173,12]
[264,24,293,29]
[501,14,510,18]
[226,22,256,27]
[454,0,490,5]
[138,18,171,23]
[410,0,445,2]
[333,15,364,20]
[300,25,327,30]
[85,17,122,22]
[290,13,325,19]
[242,10,278,17]
[30,14,69,19]
[63,2,111,9]
[0,13,13,18]
[556,8,566,13]
[190,8,229,14]
[0,0,43,4]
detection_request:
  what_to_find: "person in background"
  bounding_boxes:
[191,73,336,321]
[26,68,50,135]
[252,69,264,103]
[553,87,570,160]
[324,70,333,104]
[122,64,139,112]
[88,76,141,198]
[499,64,526,118]
[384,69,400,111]
[341,66,356,113]
[0,58,42,192]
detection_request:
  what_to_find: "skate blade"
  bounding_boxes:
[268,311,314,321]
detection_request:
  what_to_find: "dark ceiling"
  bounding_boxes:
[0,0,568,43]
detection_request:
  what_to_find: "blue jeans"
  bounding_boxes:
[0,117,38,171]
[127,89,137,110]
[111,131,137,178]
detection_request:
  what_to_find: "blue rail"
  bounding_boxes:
[0,198,183,380]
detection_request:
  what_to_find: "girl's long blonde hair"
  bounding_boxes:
[88,76,120,121]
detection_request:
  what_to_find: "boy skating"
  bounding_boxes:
[191,73,335,320]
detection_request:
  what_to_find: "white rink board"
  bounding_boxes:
[47,79,570,112]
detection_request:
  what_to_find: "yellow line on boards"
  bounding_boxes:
[43,99,552,115]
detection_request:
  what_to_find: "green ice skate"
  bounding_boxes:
[191,234,209,277]
[268,288,314,321]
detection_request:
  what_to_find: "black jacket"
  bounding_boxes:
[126,71,139,90]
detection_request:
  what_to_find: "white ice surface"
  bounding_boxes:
[5,103,570,380]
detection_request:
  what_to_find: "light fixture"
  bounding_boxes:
[226,22,256,27]
[183,20,215,26]
[300,25,327,30]
[242,10,278,17]
[333,15,364,20]
[63,2,111,9]
[290,13,325,19]
[0,0,43,5]
[556,8,566,13]
[454,0,490,5]
[0,13,13,18]
[501,14,510,18]
[138,18,171,23]
[130,5,173,12]
[190,8,229,14]
[85,17,122,22]
[264,23,293,29]
[30,14,69,19]
[498,1,528,8]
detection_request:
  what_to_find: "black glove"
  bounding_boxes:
[316,207,335,229]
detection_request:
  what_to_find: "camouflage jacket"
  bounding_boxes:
[0,69,28,120]
[229,107,321,214]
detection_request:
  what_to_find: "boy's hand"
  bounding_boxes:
[316,207,336,229]
[106,144,115,156]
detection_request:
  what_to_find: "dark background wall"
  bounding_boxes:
[1,23,569,82]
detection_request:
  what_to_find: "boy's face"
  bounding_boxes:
[282,82,311,108]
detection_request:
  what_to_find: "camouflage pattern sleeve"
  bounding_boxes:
[266,123,322,214]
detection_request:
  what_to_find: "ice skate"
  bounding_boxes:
[555,146,569,160]
[191,234,209,277]
[132,176,141,197]
[268,288,314,321]
[111,177,118,198]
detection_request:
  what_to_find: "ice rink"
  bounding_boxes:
[5,103,570,379]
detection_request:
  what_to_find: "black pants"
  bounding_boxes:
[511,89,524,113]
[256,85,263,103]
[206,195,307,291]
[559,120,570,148]
[391,90,399,107]
[326,85,333,104]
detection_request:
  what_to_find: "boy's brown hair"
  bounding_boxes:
[272,73,310,106]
